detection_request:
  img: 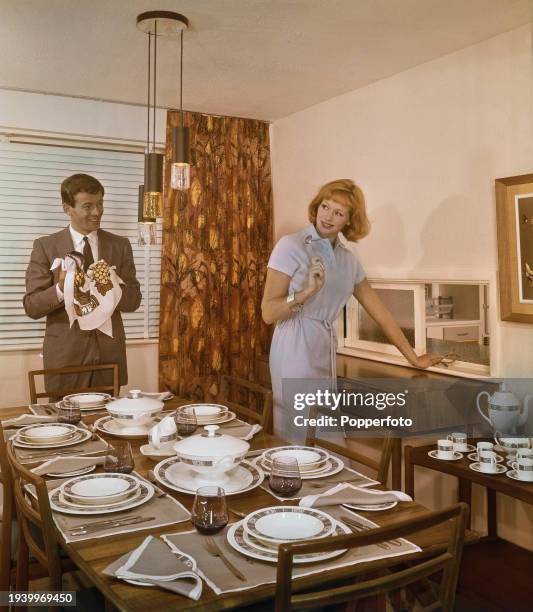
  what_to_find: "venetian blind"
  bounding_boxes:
[0,141,161,348]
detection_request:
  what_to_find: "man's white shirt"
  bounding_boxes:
[56,226,99,302]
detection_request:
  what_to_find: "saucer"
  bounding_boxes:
[506,470,533,482]
[427,450,463,461]
[453,444,476,453]
[468,452,504,464]
[469,462,507,475]
[140,444,175,461]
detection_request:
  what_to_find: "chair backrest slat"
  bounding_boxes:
[0,421,14,592]
[220,375,273,433]
[28,363,119,403]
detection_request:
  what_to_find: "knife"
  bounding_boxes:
[69,513,150,531]
[69,515,156,535]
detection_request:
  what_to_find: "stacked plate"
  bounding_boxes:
[49,473,154,516]
[257,446,344,479]
[179,404,235,425]
[13,423,91,449]
[58,392,111,412]
[227,506,350,564]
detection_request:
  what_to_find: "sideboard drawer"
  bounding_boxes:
[443,325,479,342]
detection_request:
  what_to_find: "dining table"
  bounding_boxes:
[2,399,480,611]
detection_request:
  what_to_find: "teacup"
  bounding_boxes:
[494,433,530,455]
[476,441,494,456]
[436,439,454,460]
[511,457,533,482]
[149,416,178,449]
[448,432,468,452]
[516,448,533,461]
[478,450,499,473]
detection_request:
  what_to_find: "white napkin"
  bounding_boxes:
[31,455,105,476]
[51,253,123,338]
[140,391,175,401]
[299,482,412,508]
[2,413,56,427]
[103,536,202,600]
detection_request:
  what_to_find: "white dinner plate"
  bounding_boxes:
[13,428,91,449]
[154,458,264,496]
[50,481,154,516]
[62,473,140,505]
[227,520,349,564]
[262,446,329,471]
[94,415,155,439]
[59,486,142,510]
[243,506,336,544]
[17,423,78,444]
[189,412,237,426]
[342,500,398,512]
[55,401,108,412]
[181,403,228,418]
[256,454,344,480]
[63,392,111,406]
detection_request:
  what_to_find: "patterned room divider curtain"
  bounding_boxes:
[159,111,273,399]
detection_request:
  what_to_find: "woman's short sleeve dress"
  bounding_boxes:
[268,224,366,439]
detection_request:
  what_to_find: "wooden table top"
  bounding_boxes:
[405,443,533,505]
[4,402,479,611]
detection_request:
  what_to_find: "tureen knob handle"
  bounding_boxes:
[204,425,220,437]
[129,389,142,399]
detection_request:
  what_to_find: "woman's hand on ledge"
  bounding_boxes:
[409,353,444,369]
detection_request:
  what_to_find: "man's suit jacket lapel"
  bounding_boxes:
[98,229,113,265]
[56,227,74,257]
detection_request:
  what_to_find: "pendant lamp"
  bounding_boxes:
[171,28,190,190]
[137,185,157,246]
[137,11,189,216]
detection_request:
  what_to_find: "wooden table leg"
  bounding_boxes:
[458,478,472,529]
[391,438,402,490]
[404,445,414,499]
[487,488,497,539]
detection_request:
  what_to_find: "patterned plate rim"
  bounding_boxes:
[50,481,154,516]
[13,428,91,449]
[243,505,335,543]
[256,454,344,479]
[59,486,142,510]
[469,462,507,474]
[262,445,329,466]
[227,520,349,564]
[154,457,264,496]
[63,392,112,403]
[467,452,504,463]
[61,472,140,498]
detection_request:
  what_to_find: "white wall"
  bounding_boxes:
[271,25,533,548]
[0,90,164,407]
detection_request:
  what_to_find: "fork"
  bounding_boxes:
[341,516,402,548]
[347,518,403,547]
[204,537,246,581]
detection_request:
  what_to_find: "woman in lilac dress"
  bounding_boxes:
[262,179,441,438]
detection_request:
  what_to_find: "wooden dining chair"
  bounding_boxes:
[306,419,393,485]
[28,363,120,403]
[275,502,469,612]
[0,420,15,598]
[5,440,78,594]
[219,375,273,433]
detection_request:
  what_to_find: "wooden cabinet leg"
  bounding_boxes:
[458,478,472,529]
[404,445,414,499]
[391,438,402,490]
[487,488,497,538]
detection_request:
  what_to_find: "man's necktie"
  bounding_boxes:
[83,236,94,272]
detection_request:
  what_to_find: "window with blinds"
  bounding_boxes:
[0,141,161,348]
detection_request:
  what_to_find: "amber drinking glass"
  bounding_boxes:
[191,486,228,534]
[269,456,302,498]
[175,407,198,437]
[104,441,134,474]
[56,399,82,425]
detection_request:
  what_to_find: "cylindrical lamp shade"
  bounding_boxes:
[143,152,164,217]
[171,126,191,190]
[137,184,157,245]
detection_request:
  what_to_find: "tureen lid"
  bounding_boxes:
[174,425,249,457]
[107,389,163,412]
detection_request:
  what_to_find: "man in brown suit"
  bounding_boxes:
[23,174,142,393]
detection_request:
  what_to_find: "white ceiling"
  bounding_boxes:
[1,0,532,121]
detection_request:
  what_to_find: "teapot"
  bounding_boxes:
[477,383,531,434]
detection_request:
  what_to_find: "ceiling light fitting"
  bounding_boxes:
[137,184,157,246]
[136,11,190,221]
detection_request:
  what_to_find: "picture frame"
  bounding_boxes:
[495,173,533,322]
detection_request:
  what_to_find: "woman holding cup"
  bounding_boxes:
[262,179,443,438]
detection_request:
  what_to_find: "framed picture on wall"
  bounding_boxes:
[495,173,533,322]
